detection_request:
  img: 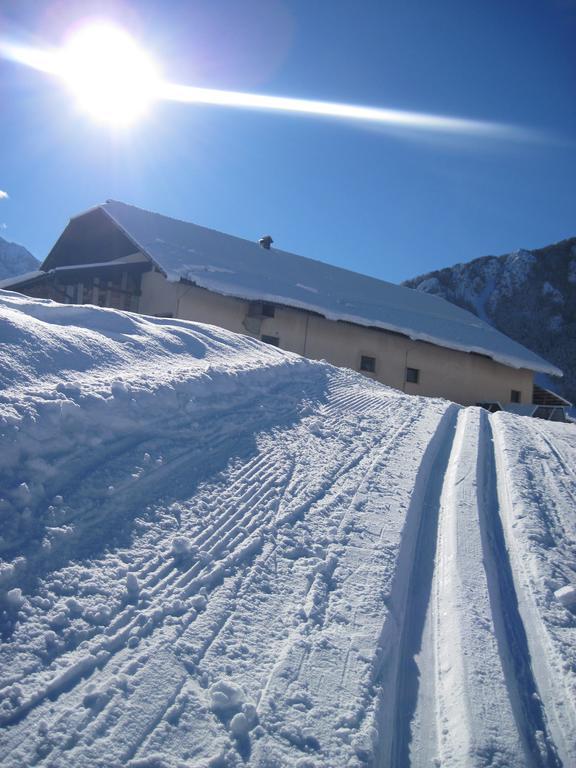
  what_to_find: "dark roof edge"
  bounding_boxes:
[98,205,167,278]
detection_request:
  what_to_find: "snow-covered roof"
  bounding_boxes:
[72,200,561,376]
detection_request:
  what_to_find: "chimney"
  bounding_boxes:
[259,235,273,250]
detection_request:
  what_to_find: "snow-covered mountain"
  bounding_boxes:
[0,236,39,280]
[1,291,575,766]
[403,238,576,404]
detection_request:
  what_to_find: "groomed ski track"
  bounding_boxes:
[1,294,575,768]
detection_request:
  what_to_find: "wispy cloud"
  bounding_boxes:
[0,190,8,200]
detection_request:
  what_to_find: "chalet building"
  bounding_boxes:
[1,201,568,418]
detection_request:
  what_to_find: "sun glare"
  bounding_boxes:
[0,21,523,140]
[56,23,160,126]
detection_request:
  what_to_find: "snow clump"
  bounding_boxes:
[5,587,25,608]
[209,678,246,713]
[555,585,576,609]
[126,572,139,600]
[170,537,193,556]
[229,712,250,737]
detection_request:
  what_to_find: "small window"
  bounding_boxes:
[360,355,376,373]
[406,367,420,384]
[261,334,280,347]
[511,389,521,403]
[249,301,275,318]
[477,402,502,413]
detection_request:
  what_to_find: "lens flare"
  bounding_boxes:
[160,83,508,137]
[0,24,525,140]
[57,23,160,125]
[1,23,160,126]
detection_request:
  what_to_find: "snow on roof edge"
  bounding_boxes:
[0,270,45,289]
[97,201,563,378]
[174,271,563,377]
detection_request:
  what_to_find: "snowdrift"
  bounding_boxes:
[0,290,575,768]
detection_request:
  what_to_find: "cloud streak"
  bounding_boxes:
[0,190,8,200]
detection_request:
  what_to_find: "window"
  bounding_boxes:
[261,335,280,347]
[360,355,376,373]
[249,301,275,318]
[477,402,502,413]
[406,367,420,384]
[511,389,521,403]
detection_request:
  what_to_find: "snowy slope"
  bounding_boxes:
[403,239,576,403]
[0,236,39,281]
[1,291,575,768]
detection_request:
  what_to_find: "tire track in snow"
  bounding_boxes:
[321,377,401,419]
[45,391,404,766]
[0,379,438,767]
[2,383,401,765]
[0,379,309,692]
[1,365,324,590]
[0,447,287,737]
[0,430,300,764]
[131,543,286,762]
[8,463,291,766]
[0,447,279,720]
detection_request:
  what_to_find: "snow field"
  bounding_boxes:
[0,291,575,767]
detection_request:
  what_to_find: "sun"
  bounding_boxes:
[56,23,160,126]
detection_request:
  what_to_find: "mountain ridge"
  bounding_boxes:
[0,236,39,281]
[403,237,576,405]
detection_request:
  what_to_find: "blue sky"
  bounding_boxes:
[1,0,575,283]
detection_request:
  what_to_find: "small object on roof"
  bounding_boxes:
[258,235,273,250]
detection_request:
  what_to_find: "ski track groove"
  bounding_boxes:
[383,407,565,768]
[480,414,562,767]
[527,421,576,526]
[491,414,576,766]
[387,405,459,768]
